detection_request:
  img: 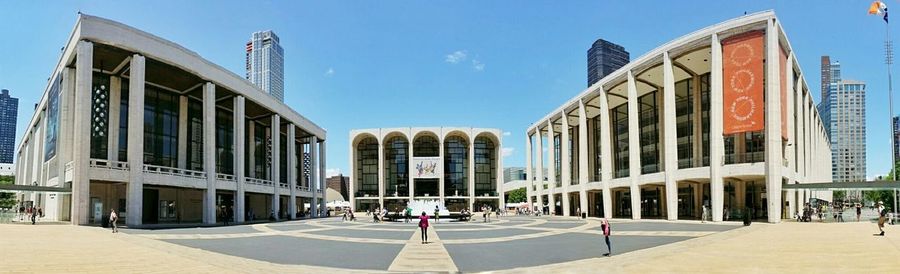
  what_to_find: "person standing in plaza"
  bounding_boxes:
[877,201,887,236]
[856,203,862,222]
[418,212,430,244]
[109,209,118,233]
[701,205,709,223]
[434,205,440,224]
[601,218,612,256]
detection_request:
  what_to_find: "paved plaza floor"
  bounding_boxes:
[2,216,899,273]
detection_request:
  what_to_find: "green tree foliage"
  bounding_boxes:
[0,176,15,209]
[506,187,526,203]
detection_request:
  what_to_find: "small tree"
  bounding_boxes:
[506,187,526,203]
[0,175,15,209]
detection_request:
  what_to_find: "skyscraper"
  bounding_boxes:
[821,56,831,101]
[818,59,866,182]
[246,30,285,101]
[587,38,629,87]
[0,89,18,164]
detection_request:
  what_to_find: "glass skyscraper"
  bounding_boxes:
[587,38,629,87]
[246,30,285,101]
[817,59,866,183]
[0,89,18,163]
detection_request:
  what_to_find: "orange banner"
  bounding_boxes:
[722,31,765,135]
[779,45,788,140]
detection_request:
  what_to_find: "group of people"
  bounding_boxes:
[341,208,356,222]
[367,207,389,223]
[15,204,42,225]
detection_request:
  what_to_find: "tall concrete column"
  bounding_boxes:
[72,41,94,225]
[599,87,613,219]
[627,70,641,220]
[546,120,557,215]
[233,96,246,222]
[561,112,571,216]
[177,96,189,169]
[710,33,725,222]
[578,100,589,217]
[309,136,319,217]
[203,82,217,224]
[270,114,280,220]
[662,52,679,221]
[125,54,145,227]
[318,141,326,215]
[765,20,783,223]
[535,130,544,212]
[287,124,296,219]
[525,133,534,209]
[108,76,121,161]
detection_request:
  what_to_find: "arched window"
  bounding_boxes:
[356,137,379,196]
[474,136,497,196]
[413,135,439,157]
[444,136,468,196]
[384,136,409,196]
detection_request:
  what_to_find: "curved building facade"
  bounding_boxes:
[349,128,503,213]
[14,14,327,227]
[525,11,831,223]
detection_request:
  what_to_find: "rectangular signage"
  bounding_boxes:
[722,30,765,135]
[412,157,442,179]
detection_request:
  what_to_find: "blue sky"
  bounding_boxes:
[0,1,896,179]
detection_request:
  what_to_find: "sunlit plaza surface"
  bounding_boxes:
[2,216,899,273]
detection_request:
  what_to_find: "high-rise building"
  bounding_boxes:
[0,89,18,164]
[818,59,866,183]
[821,56,831,101]
[587,38,629,87]
[246,30,284,101]
[326,174,349,201]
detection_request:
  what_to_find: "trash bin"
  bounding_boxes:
[101,215,110,228]
[582,212,587,219]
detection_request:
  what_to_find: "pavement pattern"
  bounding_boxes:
[4,216,897,273]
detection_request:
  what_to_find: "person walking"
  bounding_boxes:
[877,201,887,236]
[418,212,430,244]
[434,206,440,224]
[30,207,36,225]
[857,203,862,222]
[701,205,708,223]
[405,206,412,224]
[601,218,612,256]
[109,209,119,233]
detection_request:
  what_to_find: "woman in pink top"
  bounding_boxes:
[418,212,430,244]
[601,218,611,256]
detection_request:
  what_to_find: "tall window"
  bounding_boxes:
[444,136,468,196]
[216,109,234,174]
[554,133,561,186]
[118,79,129,162]
[639,91,659,174]
[186,99,203,171]
[279,131,287,184]
[592,115,603,181]
[569,127,578,185]
[474,136,496,196]
[249,121,267,179]
[745,131,765,162]
[356,138,378,196]
[91,73,111,159]
[143,86,179,167]
[676,79,693,168]
[700,73,710,166]
[612,104,629,178]
[413,135,439,157]
[385,136,409,196]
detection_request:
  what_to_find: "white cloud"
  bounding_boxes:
[324,67,334,76]
[445,50,467,64]
[326,168,342,177]
[503,131,511,136]
[502,147,514,158]
[472,59,485,71]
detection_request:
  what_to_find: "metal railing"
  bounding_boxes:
[245,177,273,187]
[723,152,765,165]
[89,159,130,171]
[279,182,290,189]
[296,185,310,192]
[143,164,206,179]
[216,174,235,181]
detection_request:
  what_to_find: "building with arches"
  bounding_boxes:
[524,11,831,223]
[349,127,503,214]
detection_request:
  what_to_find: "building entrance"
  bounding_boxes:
[414,179,439,197]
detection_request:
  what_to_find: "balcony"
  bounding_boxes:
[143,164,206,179]
[245,177,273,187]
[89,159,129,171]
[296,185,310,192]
[723,152,764,165]
[216,173,235,181]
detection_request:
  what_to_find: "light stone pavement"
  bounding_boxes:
[2,217,897,273]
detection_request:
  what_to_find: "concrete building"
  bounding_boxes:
[588,39,629,87]
[504,167,526,183]
[0,89,18,164]
[326,174,349,201]
[0,163,13,176]
[349,127,503,213]
[246,30,285,102]
[817,58,866,183]
[524,11,831,223]
[14,14,326,227]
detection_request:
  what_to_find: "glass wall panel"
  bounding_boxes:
[569,127,578,185]
[279,131,287,184]
[384,136,409,196]
[91,72,111,159]
[356,138,378,196]
[186,99,203,171]
[554,133,561,186]
[143,86,179,167]
[592,115,603,181]
[700,73,711,166]
[215,109,234,174]
[118,79,129,162]
[675,79,693,168]
[612,104,629,178]
[413,135,439,157]
[474,136,496,196]
[252,123,267,179]
[444,136,468,196]
[639,91,659,174]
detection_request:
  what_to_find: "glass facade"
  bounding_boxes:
[384,136,409,196]
[612,103,629,178]
[186,99,203,171]
[413,135,439,157]
[553,133,561,187]
[639,91,659,174]
[675,79,693,168]
[279,131,287,184]
[444,136,468,196]
[592,115,603,181]
[215,109,234,174]
[143,86,179,167]
[118,79,129,162]
[91,73,111,159]
[474,136,496,196]
[356,138,378,196]
[700,73,710,166]
[251,122,267,179]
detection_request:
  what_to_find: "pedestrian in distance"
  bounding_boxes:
[877,201,887,236]
[419,212,430,244]
[434,205,440,224]
[601,218,612,256]
[30,207,36,225]
[701,205,708,223]
[109,209,119,233]
[856,203,862,222]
